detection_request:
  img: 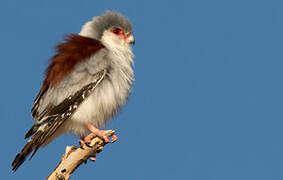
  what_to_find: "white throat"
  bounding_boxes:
[102,31,134,66]
[79,22,134,86]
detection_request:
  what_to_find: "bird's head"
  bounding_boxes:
[79,11,135,48]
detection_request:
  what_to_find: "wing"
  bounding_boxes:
[31,34,105,121]
[31,84,48,119]
[11,69,107,171]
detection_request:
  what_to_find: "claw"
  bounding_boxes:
[86,124,112,143]
[83,133,96,143]
[111,134,118,143]
[81,124,118,146]
[79,124,118,163]
[79,139,85,146]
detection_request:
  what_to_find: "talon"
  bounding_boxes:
[101,134,110,143]
[79,139,85,146]
[84,133,95,143]
[86,124,112,143]
[111,134,118,143]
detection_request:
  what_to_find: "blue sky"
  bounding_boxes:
[1,0,283,179]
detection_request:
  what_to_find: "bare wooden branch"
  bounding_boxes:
[46,130,115,180]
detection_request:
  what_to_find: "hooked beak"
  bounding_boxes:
[127,34,135,45]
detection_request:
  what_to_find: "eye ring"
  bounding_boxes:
[112,28,123,35]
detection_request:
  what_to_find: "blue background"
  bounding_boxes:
[1,0,283,179]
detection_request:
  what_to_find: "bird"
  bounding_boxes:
[11,11,135,171]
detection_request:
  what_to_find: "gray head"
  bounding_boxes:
[79,11,134,46]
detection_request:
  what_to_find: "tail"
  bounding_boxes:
[12,76,107,171]
[11,118,64,171]
[11,139,37,171]
[12,125,43,172]
[11,114,65,171]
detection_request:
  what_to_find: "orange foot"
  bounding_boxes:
[83,123,118,144]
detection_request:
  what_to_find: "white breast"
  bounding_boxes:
[65,44,134,137]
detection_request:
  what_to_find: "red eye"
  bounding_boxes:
[112,28,123,35]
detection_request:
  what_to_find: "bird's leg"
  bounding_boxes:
[83,123,118,143]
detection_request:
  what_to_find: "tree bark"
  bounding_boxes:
[46,130,115,180]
